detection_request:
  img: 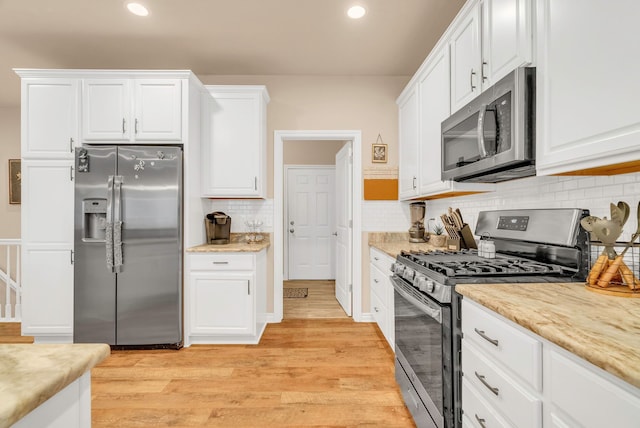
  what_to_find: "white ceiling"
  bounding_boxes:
[0,0,466,107]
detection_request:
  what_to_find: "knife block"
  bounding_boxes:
[458,224,478,250]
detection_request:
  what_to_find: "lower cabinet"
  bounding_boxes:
[369,247,394,349]
[461,299,640,428]
[186,250,266,345]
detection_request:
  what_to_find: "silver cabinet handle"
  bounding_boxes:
[475,371,499,396]
[70,250,74,265]
[474,328,499,347]
[135,118,138,134]
[470,69,477,91]
[374,257,379,261]
[70,166,74,181]
[374,307,380,312]
[122,118,126,134]
[374,279,379,283]
[412,176,417,189]
[247,280,250,295]
[290,229,295,233]
[69,137,74,153]
[481,61,488,82]
[290,220,295,226]
[332,232,337,236]
[254,176,258,191]
[475,414,487,428]
[212,261,229,265]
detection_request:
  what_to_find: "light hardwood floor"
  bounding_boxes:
[283,280,349,319]
[1,318,412,427]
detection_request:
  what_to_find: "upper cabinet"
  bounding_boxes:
[201,86,269,199]
[82,78,182,142]
[535,0,640,176]
[20,78,79,159]
[398,42,495,201]
[450,0,533,113]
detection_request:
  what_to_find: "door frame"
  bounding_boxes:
[274,130,362,322]
[283,165,336,281]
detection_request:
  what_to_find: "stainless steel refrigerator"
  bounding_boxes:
[74,145,182,347]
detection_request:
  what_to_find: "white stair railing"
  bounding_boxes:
[0,239,21,322]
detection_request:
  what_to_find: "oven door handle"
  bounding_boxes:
[391,276,442,324]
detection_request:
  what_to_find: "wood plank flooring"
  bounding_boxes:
[91,319,413,427]
[283,280,349,319]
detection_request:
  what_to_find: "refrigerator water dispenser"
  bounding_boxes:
[82,198,107,240]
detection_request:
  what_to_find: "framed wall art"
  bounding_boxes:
[372,143,387,163]
[8,159,21,204]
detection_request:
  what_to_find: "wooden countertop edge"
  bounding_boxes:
[456,283,640,389]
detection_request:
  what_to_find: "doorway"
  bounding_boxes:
[273,130,363,323]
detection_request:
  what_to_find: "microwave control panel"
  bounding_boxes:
[497,216,529,231]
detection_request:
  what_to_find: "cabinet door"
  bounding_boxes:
[21,160,74,245]
[21,246,74,337]
[398,88,419,200]
[536,0,640,175]
[450,3,482,113]
[418,46,452,195]
[21,79,79,159]
[481,0,532,87]
[82,79,131,141]
[203,91,265,197]
[134,79,182,140]
[190,272,255,336]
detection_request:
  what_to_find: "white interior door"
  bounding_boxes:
[287,167,335,279]
[335,143,352,316]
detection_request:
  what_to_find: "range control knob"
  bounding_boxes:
[402,267,415,281]
[425,280,436,293]
[416,276,429,292]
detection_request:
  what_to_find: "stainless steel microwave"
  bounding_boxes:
[441,67,536,183]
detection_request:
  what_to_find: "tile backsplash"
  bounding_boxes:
[207,171,640,242]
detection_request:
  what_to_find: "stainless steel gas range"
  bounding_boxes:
[391,209,590,428]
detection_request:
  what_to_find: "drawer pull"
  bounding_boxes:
[374,279,379,283]
[474,328,499,347]
[374,257,379,261]
[475,414,487,428]
[374,307,380,312]
[212,261,229,265]
[475,371,499,396]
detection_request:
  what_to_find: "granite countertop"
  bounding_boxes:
[368,232,444,258]
[456,282,640,389]
[187,233,270,253]
[0,343,110,427]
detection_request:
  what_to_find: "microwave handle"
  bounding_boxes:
[477,104,488,158]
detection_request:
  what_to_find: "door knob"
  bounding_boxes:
[290,228,295,233]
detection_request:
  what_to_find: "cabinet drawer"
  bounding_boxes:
[462,299,542,391]
[370,247,394,274]
[370,288,387,328]
[547,347,640,428]
[462,340,542,428]
[189,253,254,271]
[462,378,514,428]
[369,264,389,299]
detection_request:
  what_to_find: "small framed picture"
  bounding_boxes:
[8,159,21,205]
[372,143,387,163]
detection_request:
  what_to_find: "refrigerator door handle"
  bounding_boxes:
[106,175,115,272]
[113,175,124,273]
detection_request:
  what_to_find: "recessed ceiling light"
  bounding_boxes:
[347,5,366,19]
[126,2,149,17]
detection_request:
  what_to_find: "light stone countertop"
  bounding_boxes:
[187,233,270,253]
[368,232,445,258]
[456,282,640,389]
[0,343,110,428]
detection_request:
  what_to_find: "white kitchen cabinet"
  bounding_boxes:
[82,78,182,142]
[397,86,419,200]
[202,86,269,198]
[186,250,267,345]
[369,247,394,349]
[20,159,74,342]
[535,0,640,175]
[398,44,495,201]
[462,299,640,428]
[20,78,79,159]
[450,0,532,113]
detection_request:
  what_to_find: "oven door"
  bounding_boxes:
[392,275,452,428]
